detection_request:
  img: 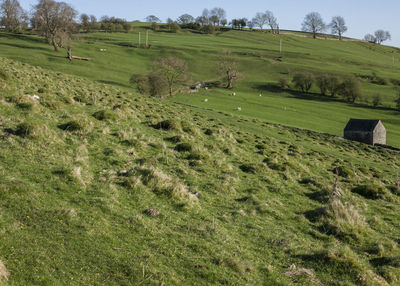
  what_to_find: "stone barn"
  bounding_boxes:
[344,119,386,145]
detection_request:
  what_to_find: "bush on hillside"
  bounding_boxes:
[130,73,168,97]
[372,93,382,107]
[278,77,290,89]
[292,72,314,93]
[316,74,330,95]
[326,75,341,97]
[338,77,361,103]
[130,74,150,94]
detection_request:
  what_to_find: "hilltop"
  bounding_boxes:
[0,56,399,285]
[1,26,399,146]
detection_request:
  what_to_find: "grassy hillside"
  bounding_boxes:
[0,57,399,285]
[0,26,399,146]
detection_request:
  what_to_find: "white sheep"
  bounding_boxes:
[204,99,208,102]
[237,107,241,111]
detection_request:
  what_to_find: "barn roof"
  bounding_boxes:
[344,119,381,132]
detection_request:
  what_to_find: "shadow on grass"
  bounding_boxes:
[0,42,50,52]
[0,32,47,44]
[253,83,400,113]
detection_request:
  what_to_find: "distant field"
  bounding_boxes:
[1,25,399,145]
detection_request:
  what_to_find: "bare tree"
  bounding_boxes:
[252,12,268,30]
[177,14,194,25]
[374,30,391,44]
[32,0,77,52]
[201,9,210,25]
[146,15,160,23]
[216,50,243,89]
[195,16,208,26]
[330,16,347,40]
[210,7,226,26]
[0,0,27,32]
[152,57,190,97]
[302,12,326,39]
[265,10,278,33]
[364,34,376,43]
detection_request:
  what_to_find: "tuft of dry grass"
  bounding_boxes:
[284,268,320,284]
[0,260,10,283]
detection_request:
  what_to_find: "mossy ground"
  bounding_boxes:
[0,58,399,285]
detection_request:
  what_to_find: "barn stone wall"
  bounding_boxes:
[373,123,386,145]
[344,131,373,145]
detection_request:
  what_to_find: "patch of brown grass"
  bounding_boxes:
[0,260,10,283]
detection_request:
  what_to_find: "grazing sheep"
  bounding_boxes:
[204,99,208,102]
[237,107,241,111]
[259,94,262,97]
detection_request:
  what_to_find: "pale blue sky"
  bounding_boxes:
[19,0,399,47]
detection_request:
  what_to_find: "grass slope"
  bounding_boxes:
[0,58,399,285]
[0,26,399,146]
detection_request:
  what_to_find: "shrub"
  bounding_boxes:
[130,73,167,97]
[175,143,193,152]
[58,120,85,132]
[371,72,389,85]
[292,72,314,93]
[15,122,41,138]
[316,74,330,95]
[130,74,150,94]
[372,93,382,107]
[338,77,361,103]
[326,75,341,97]
[148,73,168,97]
[278,77,290,89]
[93,110,118,121]
[352,184,386,199]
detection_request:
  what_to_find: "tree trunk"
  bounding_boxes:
[169,86,173,97]
[67,47,72,61]
[52,37,59,52]
[339,31,342,40]
[226,78,233,89]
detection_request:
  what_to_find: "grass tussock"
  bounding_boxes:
[153,119,181,131]
[125,166,198,207]
[58,120,86,132]
[15,122,41,138]
[0,69,9,81]
[323,198,370,242]
[93,110,119,121]
[352,184,387,200]
[319,244,389,286]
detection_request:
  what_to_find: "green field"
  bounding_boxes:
[0,25,400,285]
[0,25,399,146]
